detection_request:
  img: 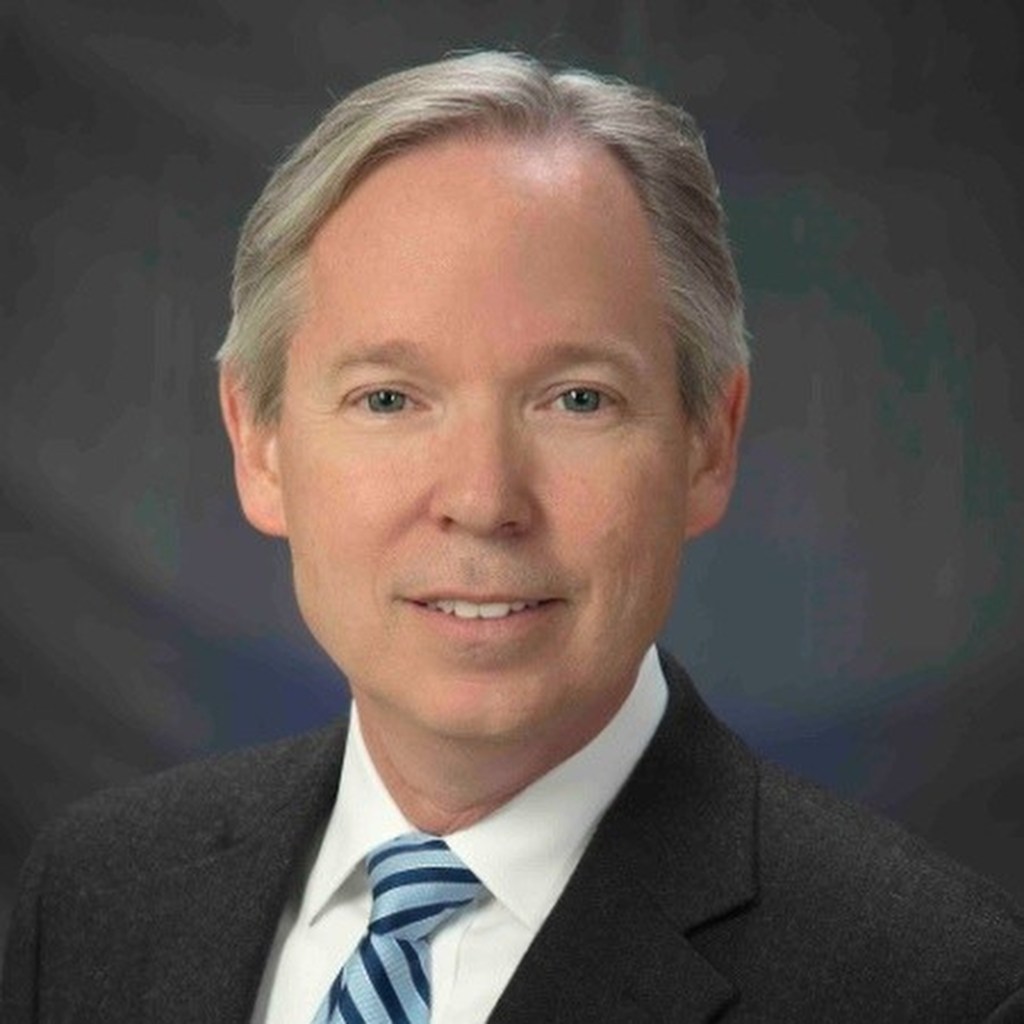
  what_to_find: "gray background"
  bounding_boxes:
[4,0,1023,957]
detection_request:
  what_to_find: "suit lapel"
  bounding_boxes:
[75,722,347,1024]
[487,854,735,1024]
[490,650,759,1023]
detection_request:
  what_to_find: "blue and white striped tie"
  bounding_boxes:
[313,832,484,1024]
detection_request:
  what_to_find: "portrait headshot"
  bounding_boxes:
[3,3,1024,1022]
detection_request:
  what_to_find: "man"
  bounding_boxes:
[3,51,1023,1024]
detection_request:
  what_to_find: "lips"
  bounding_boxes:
[425,599,543,620]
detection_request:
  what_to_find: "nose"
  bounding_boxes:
[428,405,536,538]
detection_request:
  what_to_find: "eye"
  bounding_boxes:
[363,389,408,413]
[557,387,604,413]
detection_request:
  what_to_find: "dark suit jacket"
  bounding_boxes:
[3,651,1024,1022]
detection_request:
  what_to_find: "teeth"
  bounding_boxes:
[430,599,539,619]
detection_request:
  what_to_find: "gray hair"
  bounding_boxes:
[216,51,748,427]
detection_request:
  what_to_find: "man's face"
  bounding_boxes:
[224,135,743,766]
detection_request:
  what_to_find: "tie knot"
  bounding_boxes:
[365,832,484,943]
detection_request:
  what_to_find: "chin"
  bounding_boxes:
[410,698,540,745]
[380,678,551,747]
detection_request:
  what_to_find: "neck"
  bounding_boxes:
[356,699,626,835]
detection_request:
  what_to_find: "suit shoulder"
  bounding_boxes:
[747,757,1024,1011]
[757,757,1023,928]
[33,723,346,886]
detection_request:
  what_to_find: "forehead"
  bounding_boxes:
[294,132,668,370]
[328,129,650,230]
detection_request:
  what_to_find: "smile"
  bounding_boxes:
[424,599,544,620]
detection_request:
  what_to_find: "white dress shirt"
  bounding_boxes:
[250,645,668,1024]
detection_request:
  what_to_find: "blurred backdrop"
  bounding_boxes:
[4,0,1023,956]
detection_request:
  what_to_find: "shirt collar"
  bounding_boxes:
[302,645,667,931]
[301,702,411,926]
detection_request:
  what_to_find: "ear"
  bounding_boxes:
[683,367,750,539]
[218,369,288,537]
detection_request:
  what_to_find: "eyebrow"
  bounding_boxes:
[324,335,651,381]
[531,338,650,379]
[324,338,431,381]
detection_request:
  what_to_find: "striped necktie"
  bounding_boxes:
[313,832,484,1024]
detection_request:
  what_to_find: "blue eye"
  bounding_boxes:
[558,388,603,413]
[365,389,407,413]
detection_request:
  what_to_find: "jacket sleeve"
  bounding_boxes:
[1,825,55,1024]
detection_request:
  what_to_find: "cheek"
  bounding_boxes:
[281,433,412,544]
[548,453,688,606]
[277,445,383,603]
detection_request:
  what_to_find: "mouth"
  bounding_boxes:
[411,598,556,621]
